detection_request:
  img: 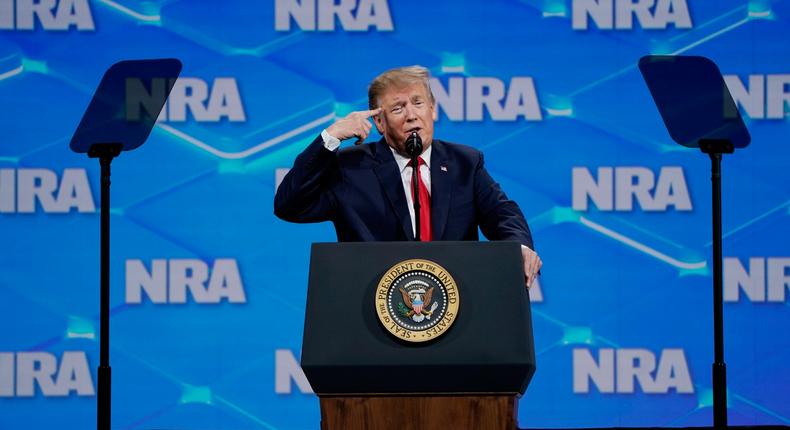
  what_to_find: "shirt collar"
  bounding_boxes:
[389,144,432,173]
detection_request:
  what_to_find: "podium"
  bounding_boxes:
[302,241,536,430]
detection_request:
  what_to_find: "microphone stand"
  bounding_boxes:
[411,153,421,242]
[406,131,423,241]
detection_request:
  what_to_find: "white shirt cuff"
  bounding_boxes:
[321,129,341,151]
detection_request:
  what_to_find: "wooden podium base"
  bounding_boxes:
[319,395,518,430]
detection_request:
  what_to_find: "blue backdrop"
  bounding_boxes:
[1,0,789,429]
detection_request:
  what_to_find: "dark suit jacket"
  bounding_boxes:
[274,135,534,249]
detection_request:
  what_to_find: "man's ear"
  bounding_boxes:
[374,112,384,134]
[431,102,438,121]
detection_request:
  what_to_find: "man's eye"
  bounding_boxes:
[415,100,423,105]
[392,107,402,113]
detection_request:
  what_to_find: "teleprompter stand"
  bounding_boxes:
[89,142,121,430]
[302,241,536,429]
[640,55,751,429]
[700,138,734,429]
[69,59,182,430]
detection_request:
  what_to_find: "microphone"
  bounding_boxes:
[405,131,422,157]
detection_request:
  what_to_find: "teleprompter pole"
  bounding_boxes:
[699,139,733,429]
[88,143,122,430]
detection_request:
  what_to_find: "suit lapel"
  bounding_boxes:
[430,140,454,241]
[372,139,414,240]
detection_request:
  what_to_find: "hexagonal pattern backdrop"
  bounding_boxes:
[0,1,788,429]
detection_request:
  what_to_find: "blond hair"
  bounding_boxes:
[368,65,435,110]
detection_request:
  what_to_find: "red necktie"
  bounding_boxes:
[409,157,432,241]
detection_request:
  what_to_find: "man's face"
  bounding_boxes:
[373,83,437,156]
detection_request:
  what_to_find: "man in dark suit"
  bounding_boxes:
[274,65,542,286]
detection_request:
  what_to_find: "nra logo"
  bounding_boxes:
[275,0,393,31]
[126,259,247,304]
[0,168,95,214]
[430,77,543,122]
[724,74,790,120]
[572,0,692,30]
[0,0,94,31]
[572,167,691,212]
[573,348,693,394]
[725,257,790,303]
[0,351,94,397]
[127,77,246,123]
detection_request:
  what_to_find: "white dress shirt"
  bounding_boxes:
[390,145,431,237]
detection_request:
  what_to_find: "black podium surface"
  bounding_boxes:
[301,241,536,395]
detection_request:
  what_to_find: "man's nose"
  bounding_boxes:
[405,104,418,120]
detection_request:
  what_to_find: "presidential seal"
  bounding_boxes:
[375,259,460,343]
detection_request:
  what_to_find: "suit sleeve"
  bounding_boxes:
[273,135,340,223]
[473,152,535,251]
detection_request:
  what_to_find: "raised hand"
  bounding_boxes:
[326,108,382,145]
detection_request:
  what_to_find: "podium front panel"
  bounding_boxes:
[301,241,536,395]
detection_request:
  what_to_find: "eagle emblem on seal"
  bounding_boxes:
[398,284,440,322]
